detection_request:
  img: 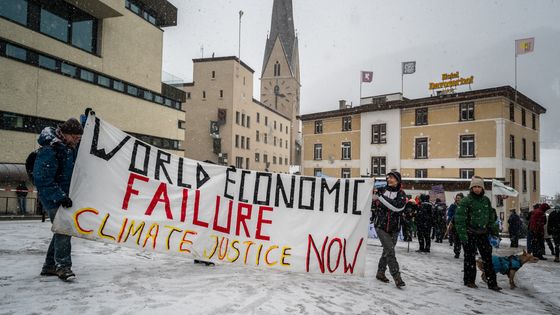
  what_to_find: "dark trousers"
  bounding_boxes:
[451,227,462,256]
[376,228,401,278]
[553,235,560,259]
[418,227,431,251]
[44,207,72,269]
[526,230,533,253]
[531,234,545,257]
[463,233,497,287]
[510,231,519,247]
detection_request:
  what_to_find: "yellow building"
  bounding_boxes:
[0,0,185,213]
[300,101,362,178]
[301,86,546,221]
[179,57,291,173]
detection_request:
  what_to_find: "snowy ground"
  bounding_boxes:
[0,221,559,315]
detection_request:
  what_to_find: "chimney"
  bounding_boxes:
[339,100,347,109]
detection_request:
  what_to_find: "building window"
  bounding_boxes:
[371,157,386,176]
[143,90,153,101]
[264,133,268,144]
[460,135,475,158]
[265,116,268,126]
[178,120,186,129]
[256,130,260,142]
[522,169,527,192]
[246,138,250,150]
[212,70,215,78]
[273,136,277,146]
[79,69,94,82]
[341,168,351,178]
[274,120,277,130]
[415,169,428,178]
[113,80,124,92]
[342,116,352,131]
[314,120,323,134]
[0,0,28,25]
[97,75,110,87]
[186,92,191,99]
[235,135,239,148]
[532,171,537,192]
[235,157,243,169]
[415,138,428,159]
[285,158,288,165]
[509,135,515,158]
[509,169,515,189]
[314,168,322,177]
[5,43,26,61]
[522,138,527,160]
[241,136,245,149]
[61,62,77,77]
[459,102,475,121]
[314,144,322,160]
[236,111,240,124]
[532,113,536,130]
[273,156,277,165]
[460,168,474,179]
[256,113,260,123]
[264,154,268,164]
[38,55,57,70]
[127,85,138,96]
[279,139,282,147]
[415,108,428,125]
[533,141,537,162]
[219,90,223,98]
[286,125,289,134]
[246,158,249,169]
[521,108,526,126]
[341,142,351,160]
[241,114,245,127]
[371,123,387,144]
[246,116,250,128]
[279,157,283,165]
[274,61,281,76]
[202,91,206,99]
[509,103,515,121]
[255,153,260,162]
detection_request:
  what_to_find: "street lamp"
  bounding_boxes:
[238,10,244,61]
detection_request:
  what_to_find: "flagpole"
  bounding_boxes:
[514,49,518,101]
[401,72,404,96]
[360,72,362,103]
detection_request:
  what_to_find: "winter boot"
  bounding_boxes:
[56,267,75,281]
[376,272,390,283]
[465,282,478,288]
[554,257,559,263]
[488,285,502,291]
[394,274,406,288]
[40,265,57,276]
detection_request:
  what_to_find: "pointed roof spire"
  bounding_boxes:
[262,0,297,76]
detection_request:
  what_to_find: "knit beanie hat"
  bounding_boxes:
[469,176,484,189]
[59,118,83,135]
[386,171,402,184]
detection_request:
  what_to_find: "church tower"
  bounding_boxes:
[260,0,301,166]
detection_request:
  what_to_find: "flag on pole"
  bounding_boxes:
[361,71,373,83]
[402,61,416,75]
[515,37,535,56]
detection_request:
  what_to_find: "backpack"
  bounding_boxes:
[25,146,64,185]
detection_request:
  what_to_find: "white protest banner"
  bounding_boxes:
[53,115,373,275]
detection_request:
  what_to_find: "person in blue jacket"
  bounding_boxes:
[34,118,83,281]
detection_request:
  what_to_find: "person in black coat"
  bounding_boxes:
[508,209,522,248]
[547,205,560,262]
[373,171,407,287]
[433,198,447,243]
[416,194,433,252]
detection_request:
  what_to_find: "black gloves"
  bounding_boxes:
[60,197,73,208]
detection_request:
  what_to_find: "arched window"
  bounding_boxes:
[274,61,281,76]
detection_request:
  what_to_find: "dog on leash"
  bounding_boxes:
[476,249,539,289]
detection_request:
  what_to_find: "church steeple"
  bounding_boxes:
[262,0,298,79]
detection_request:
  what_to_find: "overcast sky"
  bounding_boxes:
[162,0,560,196]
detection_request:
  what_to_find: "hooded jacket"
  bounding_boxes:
[416,194,433,229]
[34,126,78,210]
[547,208,560,236]
[529,203,549,236]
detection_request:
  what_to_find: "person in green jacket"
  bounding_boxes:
[455,176,502,291]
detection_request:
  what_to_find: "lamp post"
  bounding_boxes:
[238,10,244,61]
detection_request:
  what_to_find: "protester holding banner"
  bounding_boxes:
[34,118,83,281]
[455,176,501,291]
[372,171,407,288]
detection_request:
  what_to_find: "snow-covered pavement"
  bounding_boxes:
[0,221,558,314]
